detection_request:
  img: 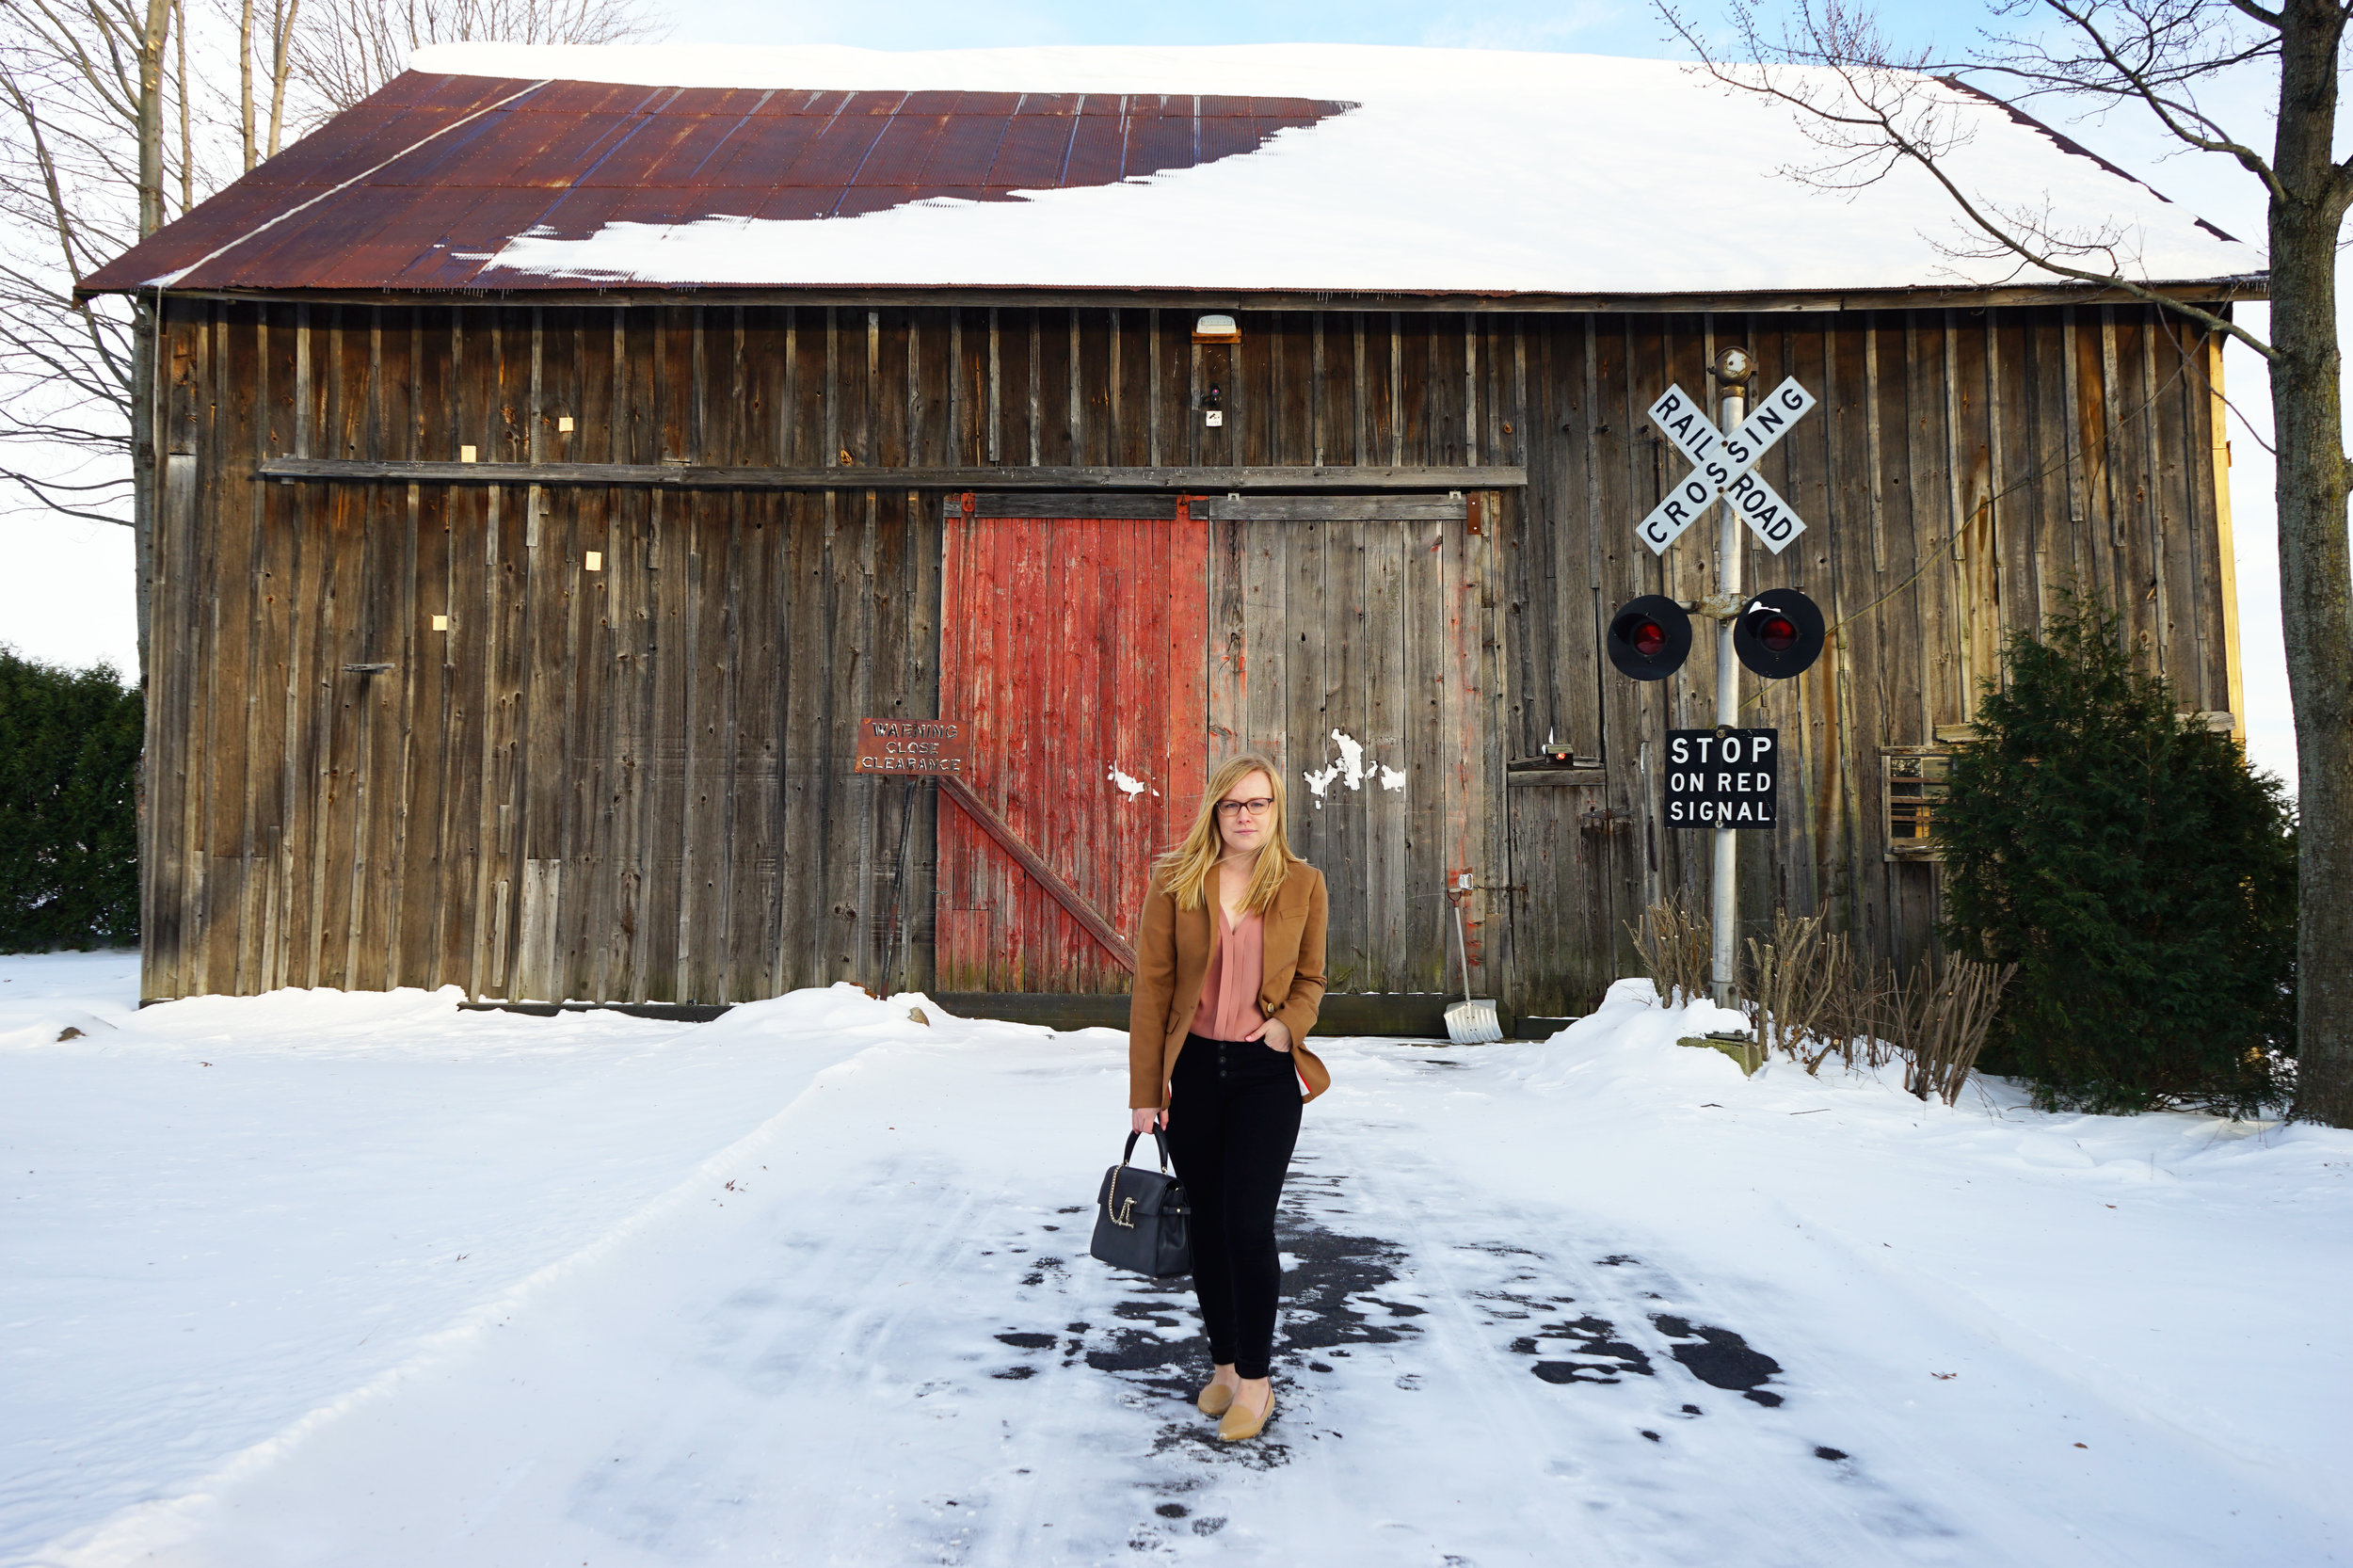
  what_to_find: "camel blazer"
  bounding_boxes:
[1128,859,1331,1109]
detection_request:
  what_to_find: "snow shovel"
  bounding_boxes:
[1444,893,1503,1044]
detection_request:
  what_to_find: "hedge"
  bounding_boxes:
[0,648,141,952]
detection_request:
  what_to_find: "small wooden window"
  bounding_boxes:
[1882,748,1951,862]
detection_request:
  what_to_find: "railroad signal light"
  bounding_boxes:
[1606,594,1693,681]
[1734,588,1827,680]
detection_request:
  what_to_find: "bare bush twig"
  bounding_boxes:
[1628,894,1711,1007]
[1886,955,2020,1105]
[1743,907,1842,1064]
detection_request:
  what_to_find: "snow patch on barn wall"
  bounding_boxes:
[1105,767,1149,800]
[1303,729,1404,808]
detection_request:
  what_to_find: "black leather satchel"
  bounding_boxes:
[1090,1129,1193,1277]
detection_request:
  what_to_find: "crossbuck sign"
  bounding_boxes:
[1637,377,1817,556]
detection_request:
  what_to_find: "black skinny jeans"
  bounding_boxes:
[1164,1032,1304,1381]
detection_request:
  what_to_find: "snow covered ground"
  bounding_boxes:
[5,952,2348,1566]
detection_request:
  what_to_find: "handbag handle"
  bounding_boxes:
[1120,1128,1174,1175]
[1105,1128,1174,1230]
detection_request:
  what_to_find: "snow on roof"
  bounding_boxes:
[88,42,2259,299]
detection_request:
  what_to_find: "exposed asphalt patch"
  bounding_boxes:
[1516,1313,1657,1384]
[1651,1314,1786,1406]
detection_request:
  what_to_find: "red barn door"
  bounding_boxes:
[936,498,1209,993]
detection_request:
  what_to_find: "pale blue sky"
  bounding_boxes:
[664,0,1957,61]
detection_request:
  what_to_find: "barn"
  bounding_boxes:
[80,43,2260,1028]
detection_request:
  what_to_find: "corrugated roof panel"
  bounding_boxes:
[573,119,720,189]
[833,185,923,218]
[851,105,952,189]
[1062,104,1129,186]
[750,187,840,223]
[987,107,1082,187]
[600,189,748,226]
[120,189,295,283]
[946,90,1025,118]
[915,110,1016,186]
[845,89,907,120]
[775,94,899,189]
[390,102,640,190]
[205,183,487,290]
[692,103,831,189]
[385,187,600,287]
[898,88,965,118]
[236,107,409,186]
[557,98,724,190]
[1125,106,1197,174]
[523,78,676,117]
[1197,113,1267,164]
[661,85,771,119]
[663,91,786,184]
[344,106,534,189]
[526,185,678,240]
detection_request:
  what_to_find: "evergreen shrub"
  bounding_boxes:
[1938,596,2297,1114]
[0,648,142,951]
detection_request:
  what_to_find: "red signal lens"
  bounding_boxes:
[1630,619,1668,657]
[1758,614,1799,652]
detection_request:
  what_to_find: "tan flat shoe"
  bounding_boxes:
[1217,1388,1274,1441]
[1196,1381,1235,1416]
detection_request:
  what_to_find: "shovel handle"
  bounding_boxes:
[1451,900,1475,1006]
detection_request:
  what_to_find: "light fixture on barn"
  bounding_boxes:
[1192,313,1241,344]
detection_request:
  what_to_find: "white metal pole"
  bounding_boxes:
[1711,376,1746,1010]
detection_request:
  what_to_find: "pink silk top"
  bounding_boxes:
[1190,898,1270,1041]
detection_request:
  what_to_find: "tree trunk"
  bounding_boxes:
[240,0,257,172]
[2268,0,2353,1125]
[131,0,169,686]
[268,0,299,158]
[136,0,169,238]
[130,298,155,682]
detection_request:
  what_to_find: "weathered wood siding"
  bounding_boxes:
[140,296,2233,1012]
[1506,306,2236,1015]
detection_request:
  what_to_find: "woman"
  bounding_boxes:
[1128,752,1329,1442]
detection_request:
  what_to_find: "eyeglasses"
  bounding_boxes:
[1215,797,1275,818]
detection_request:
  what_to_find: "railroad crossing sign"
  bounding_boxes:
[1636,376,1817,557]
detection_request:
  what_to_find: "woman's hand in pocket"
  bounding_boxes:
[1248,1017,1293,1053]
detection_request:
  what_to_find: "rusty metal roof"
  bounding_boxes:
[79,73,1349,296]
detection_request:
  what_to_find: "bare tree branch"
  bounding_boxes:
[1659,0,2276,357]
[0,0,672,557]
[0,465,133,502]
[1972,0,2284,198]
[289,0,661,113]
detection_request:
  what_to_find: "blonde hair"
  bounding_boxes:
[1152,752,1299,913]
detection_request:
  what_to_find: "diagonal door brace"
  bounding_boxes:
[936,774,1139,974]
